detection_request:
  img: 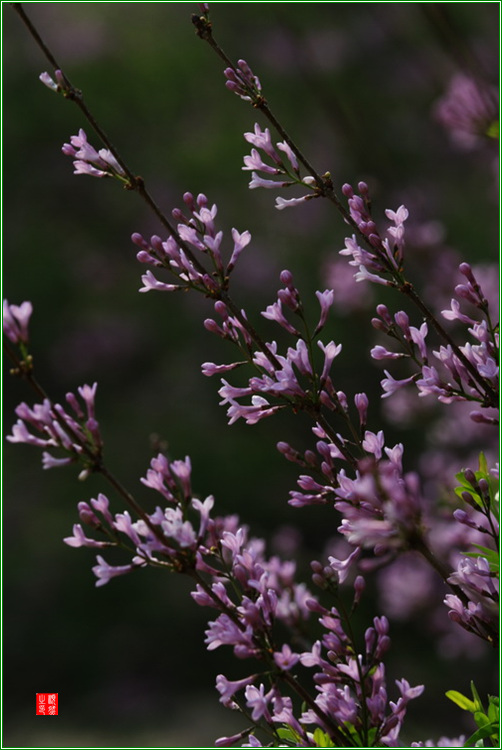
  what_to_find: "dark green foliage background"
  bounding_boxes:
[3,3,498,747]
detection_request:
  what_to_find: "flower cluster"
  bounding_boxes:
[224,59,262,102]
[62,128,126,179]
[241,123,319,209]
[133,192,251,296]
[68,447,426,748]
[64,455,218,584]
[202,269,345,428]
[369,262,499,414]
[339,183,408,286]
[6,382,102,477]
[295,600,424,748]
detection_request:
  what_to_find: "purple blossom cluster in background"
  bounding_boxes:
[5,3,499,748]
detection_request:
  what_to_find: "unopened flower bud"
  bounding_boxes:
[463,469,476,485]
[214,300,229,318]
[131,232,148,249]
[478,478,489,494]
[459,262,476,283]
[353,575,365,605]
[310,560,323,574]
[461,491,476,507]
[279,269,294,287]
[376,304,393,326]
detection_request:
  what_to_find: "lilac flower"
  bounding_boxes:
[275,195,312,210]
[261,300,300,336]
[205,613,256,657]
[7,387,102,471]
[77,382,98,420]
[243,124,277,160]
[241,735,264,747]
[381,370,415,398]
[215,674,256,708]
[90,493,114,525]
[362,430,385,460]
[63,524,110,549]
[227,228,252,273]
[249,173,291,190]
[314,289,334,334]
[328,547,360,584]
[220,390,281,426]
[441,298,476,325]
[317,340,342,382]
[242,149,278,174]
[340,235,380,270]
[3,300,33,344]
[92,555,141,586]
[161,507,197,548]
[354,392,369,426]
[244,683,273,722]
[410,323,429,360]
[114,511,142,547]
[138,270,184,293]
[273,643,300,670]
[354,265,393,286]
[277,141,299,173]
[42,452,75,469]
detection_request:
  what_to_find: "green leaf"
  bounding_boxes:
[486,120,499,139]
[312,727,335,747]
[454,485,484,509]
[487,697,500,723]
[470,681,484,712]
[473,710,489,728]
[463,720,497,746]
[478,452,488,475]
[277,726,301,743]
[455,470,472,487]
[446,690,476,712]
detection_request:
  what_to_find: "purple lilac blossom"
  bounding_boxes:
[66,451,433,746]
[339,183,408,286]
[411,736,466,747]
[224,59,262,102]
[3,300,33,344]
[434,73,498,149]
[241,123,318,207]
[133,194,251,295]
[62,129,125,178]
[7,384,102,473]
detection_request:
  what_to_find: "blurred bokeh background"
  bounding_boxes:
[3,2,499,747]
